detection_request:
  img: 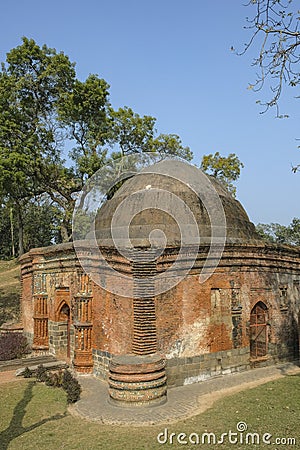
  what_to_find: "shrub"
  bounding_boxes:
[35,364,48,382]
[22,367,33,378]
[45,374,55,387]
[25,366,81,404]
[61,369,73,389]
[62,369,82,403]
[45,370,63,388]
[0,333,30,361]
[22,366,82,403]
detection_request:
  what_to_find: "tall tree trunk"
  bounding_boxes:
[60,205,73,243]
[16,205,24,256]
[60,222,70,243]
[9,207,15,257]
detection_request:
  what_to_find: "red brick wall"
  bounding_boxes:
[92,282,133,355]
[156,265,300,361]
[21,273,33,335]
[19,242,300,371]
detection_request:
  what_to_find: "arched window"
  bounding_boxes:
[57,302,70,322]
[250,302,268,359]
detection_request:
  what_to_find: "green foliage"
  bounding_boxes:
[35,365,48,383]
[0,203,15,258]
[108,107,192,161]
[61,369,82,403]
[58,75,111,180]
[148,133,193,161]
[200,152,244,196]
[44,370,64,388]
[289,218,300,245]
[23,367,33,378]
[0,37,193,255]
[109,106,156,155]
[0,37,76,252]
[0,197,62,256]
[256,218,300,246]
[22,197,62,250]
[26,366,81,403]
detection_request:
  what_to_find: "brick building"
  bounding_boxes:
[19,160,300,405]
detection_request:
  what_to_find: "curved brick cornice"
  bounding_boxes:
[20,240,300,278]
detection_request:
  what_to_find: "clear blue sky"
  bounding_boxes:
[1,0,299,225]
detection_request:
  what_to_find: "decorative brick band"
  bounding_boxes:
[132,253,157,355]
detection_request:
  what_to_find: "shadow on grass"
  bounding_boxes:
[0,381,67,450]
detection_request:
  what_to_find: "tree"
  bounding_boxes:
[58,74,111,180]
[256,218,300,245]
[148,133,193,161]
[22,196,62,250]
[289,217,300,244]
[108,107,192,160]
[256,222,291,244]
[0,38,193,254]
[200,152,244,196]
[108,107,156,156]
[0,202,16,258]
[239,0,300,117]
[0,37,76,252]
[238,1,300,171]
[0,196,61,258]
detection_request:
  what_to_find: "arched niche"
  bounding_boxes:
[250,301,268,359]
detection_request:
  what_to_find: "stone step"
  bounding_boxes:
[0,355,57,372]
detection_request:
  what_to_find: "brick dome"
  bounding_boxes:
[95,159,260,247]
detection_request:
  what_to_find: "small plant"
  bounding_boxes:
[45,370,63,388]
[22,367,33,378]
[44,373,54,387]
[0,333,30,361]
[56,369,64,386]
[61,369,73,390]
[26,366,81,404]
[62,369,82,403]
[35,364,48,382]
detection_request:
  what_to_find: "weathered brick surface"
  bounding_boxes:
[92,282,133,355]
[19,240,300,388]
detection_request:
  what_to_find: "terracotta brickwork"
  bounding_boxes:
[32,294,48,351]
[19,240,300,390]
[92,282,133,355]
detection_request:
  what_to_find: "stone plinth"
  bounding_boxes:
[108,354,167,406]
[73,349,93,373]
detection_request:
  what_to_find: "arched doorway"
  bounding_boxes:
[250,302,268,359]
[57,303,71,359]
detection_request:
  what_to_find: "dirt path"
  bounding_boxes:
[0,370,20,384]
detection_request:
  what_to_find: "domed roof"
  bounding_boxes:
[95,159,260,248]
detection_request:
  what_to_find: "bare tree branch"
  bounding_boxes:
[239,0,300,116]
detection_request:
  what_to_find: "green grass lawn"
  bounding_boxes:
[0,375,299,450]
